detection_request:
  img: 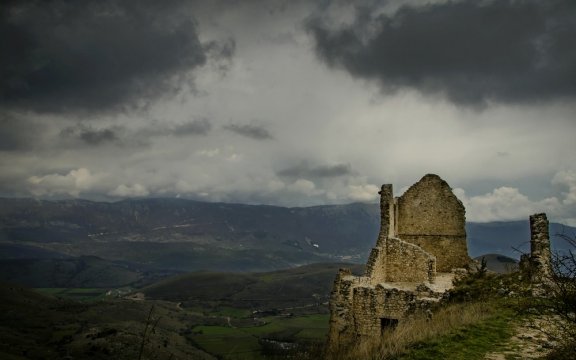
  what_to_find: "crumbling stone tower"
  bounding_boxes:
[520,213,552,284]
[326,174,469,356]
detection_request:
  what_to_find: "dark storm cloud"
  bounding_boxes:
[307,0,576,106]
[60,124,120,146]
[60,118,211,147]
[277,163,352,178]
[224,123,273,140]
[0,0,229,114]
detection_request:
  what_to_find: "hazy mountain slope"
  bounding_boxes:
[0,256,174,288]
[0,198,379,271]
[466,221,575,259]
[1,198,574,272]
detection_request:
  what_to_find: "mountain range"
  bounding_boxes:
[0,197,573,276]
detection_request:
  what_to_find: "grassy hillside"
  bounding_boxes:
[1,260,574,359]
[474,254,518,274]
[143,262,365,311]
[0,263,365,360]
[0,254,183,290]
[0,282,215,359]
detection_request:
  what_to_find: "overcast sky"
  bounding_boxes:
[1,0,575,225]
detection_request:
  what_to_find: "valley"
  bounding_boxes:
[0,197,574,359]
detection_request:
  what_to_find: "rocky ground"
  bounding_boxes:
[484,315,562,359]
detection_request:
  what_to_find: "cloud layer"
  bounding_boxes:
[0,0,232,114]
[307,0,576,106]
[455,170,576,226]
[0,0,575,226]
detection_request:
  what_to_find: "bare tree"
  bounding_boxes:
[538,231,576,359]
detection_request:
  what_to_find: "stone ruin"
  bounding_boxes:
[326,174,470,354]
[520,213,552,287]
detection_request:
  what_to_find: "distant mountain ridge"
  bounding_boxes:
[466,220,575,258]
[0,197,573,272]
[0,197,380,271]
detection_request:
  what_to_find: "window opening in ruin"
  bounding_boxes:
[380,317,398,332]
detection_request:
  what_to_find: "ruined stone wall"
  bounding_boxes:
[383,237,436,283]
[379,184,394,237]
[364,181,436,284]
[520,213,552,284]
[352,285,417,337]
[530,213,551,263]
[397,174,468,271]
[364,244,387,284]
[364,237,436,284]
[326,269,354,354]
[400,235,468,273]
[363,184,392,284]
[326,174,470,356]
[327,270,374,354]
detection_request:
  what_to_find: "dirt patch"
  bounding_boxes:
[485,316,561,359]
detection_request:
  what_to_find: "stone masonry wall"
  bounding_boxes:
[400,235,468,273]
[364,237,436,284]
[352,285,417,337]
[363,184,394,284]
[364,244,387,284]
[520,213,552,284]
[530,213,551,264]
[326,174,469,357]
[384,237,436,283]
[364,182,437,284]
[397,174,468,271]
[326,270,352,354]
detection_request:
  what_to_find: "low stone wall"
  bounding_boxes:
[352,285,417,337]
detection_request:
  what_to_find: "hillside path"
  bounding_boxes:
[484,316,559,359]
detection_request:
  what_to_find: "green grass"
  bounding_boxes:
[190,314,330,359]
[191,326,262,359]
[398,309,515,359]
[34,288,108,301]
[213,306,253,318]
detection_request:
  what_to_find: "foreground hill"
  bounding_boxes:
[474,254,519,274]
[0,282,214,359]
[0,263,364,359]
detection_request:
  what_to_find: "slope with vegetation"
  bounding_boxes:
[0,282,215,359]
[329,250,576,360]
